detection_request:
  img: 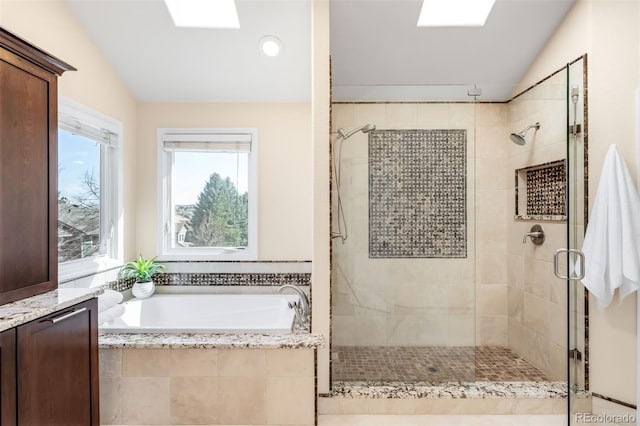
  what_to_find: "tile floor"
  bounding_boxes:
[318,397,636,425]
[318,414,565,425]
[332,346,549,383]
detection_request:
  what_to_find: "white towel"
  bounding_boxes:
[582,144,640,308]
[98,289,123,313]
[98,304,125,324]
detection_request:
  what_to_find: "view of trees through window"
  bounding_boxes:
[58,130,101,263]
[172,151,249,249]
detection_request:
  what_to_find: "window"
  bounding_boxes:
[158,128,258,260]
[58,98,123,280]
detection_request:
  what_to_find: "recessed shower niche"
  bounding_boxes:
[515,160,567,221]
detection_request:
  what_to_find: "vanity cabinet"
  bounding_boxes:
[0,328,17,425]
[0,28,75,305]
[0,298,99,426]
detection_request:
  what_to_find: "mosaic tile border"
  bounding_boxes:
[103,273,311,292]
[369,129,467,258]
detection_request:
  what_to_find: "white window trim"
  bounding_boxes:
[157,128,258,261]
[58,97,123,281]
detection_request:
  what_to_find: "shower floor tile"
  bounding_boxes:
[331,346,550,383]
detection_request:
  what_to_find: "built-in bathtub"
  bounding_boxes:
[99,293,299,334]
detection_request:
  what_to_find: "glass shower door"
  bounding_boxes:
[562,57,588,425]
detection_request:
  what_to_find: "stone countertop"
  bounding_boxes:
[0,287,102,332]
[98,331,324,349]
[330,381,574,399]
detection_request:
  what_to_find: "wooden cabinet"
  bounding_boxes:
[0,327,17,425]
[0,28,75,305]
[0,298,99,426]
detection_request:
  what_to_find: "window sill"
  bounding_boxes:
[58,256,121,284]
[157,249,257,262]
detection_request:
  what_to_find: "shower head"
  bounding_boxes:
[510,122,540,145]
[337,124,376,140]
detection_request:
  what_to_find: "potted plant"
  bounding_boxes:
[120,255,165,299]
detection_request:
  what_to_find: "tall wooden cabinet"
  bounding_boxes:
[0,27,97,426]
[0,27,75,305]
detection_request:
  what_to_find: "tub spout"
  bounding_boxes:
[278,285,309,327]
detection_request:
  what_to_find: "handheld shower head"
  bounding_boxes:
[510,122,540,145]
[360,124,376,134]
[337,124,376,140]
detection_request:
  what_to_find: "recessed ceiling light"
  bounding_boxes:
[260,36,283,57]
[417,0,496,27]
[164,0,240,29]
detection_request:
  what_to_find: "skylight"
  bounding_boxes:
[417,0,496,27]
[164,0,240,29]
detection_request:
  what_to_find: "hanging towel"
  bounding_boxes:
[98,304,125,324]
[98,289,124,313]
[582,144,640,308]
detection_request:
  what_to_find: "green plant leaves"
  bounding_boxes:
[120,254,164,282]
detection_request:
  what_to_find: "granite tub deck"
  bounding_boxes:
[98,330,323,425]
[320,382,592,416]
[0,287,102,331]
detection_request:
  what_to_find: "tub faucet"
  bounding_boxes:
[277,285,309,327]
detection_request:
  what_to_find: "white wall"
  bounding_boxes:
[136,103,312,261]
[515,0,639,404]
[0,0,138,263]
[311,0,332,394]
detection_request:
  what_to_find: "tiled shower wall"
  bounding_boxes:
[506,68,583,381]
[331,102,509,347]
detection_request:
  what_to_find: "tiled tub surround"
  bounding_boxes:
[63,269,311,293]
[0,287,102,331]
[59,261,311,290]
[97,269,320,424]
[100,347,316,425]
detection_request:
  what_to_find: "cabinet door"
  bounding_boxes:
[0,328,16,425]
[0,47,58,304]
[17,299,99,426]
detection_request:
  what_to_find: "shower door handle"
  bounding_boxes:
[553,248,585,281]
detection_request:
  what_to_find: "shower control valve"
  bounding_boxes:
[523,224,545,245]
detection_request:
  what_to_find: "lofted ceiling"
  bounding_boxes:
[65,0,312,102]
[331,0,576,101]
[66,0,575,103]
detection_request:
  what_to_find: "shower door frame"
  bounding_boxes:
[565,55,590,424]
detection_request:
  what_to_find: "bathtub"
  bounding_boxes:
[99,293,299,334]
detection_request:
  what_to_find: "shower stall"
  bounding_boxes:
[329,57,588,418]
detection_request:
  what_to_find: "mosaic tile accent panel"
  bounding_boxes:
[331,346,549,383]
[525,161,566,216]
[104,273,311,292]
[369,130,467,258]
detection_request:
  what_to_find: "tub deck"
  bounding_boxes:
[98,330,324,349]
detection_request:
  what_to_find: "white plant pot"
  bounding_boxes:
[132,281,155,299]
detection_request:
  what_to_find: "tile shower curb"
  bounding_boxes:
[330,381,577,399]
